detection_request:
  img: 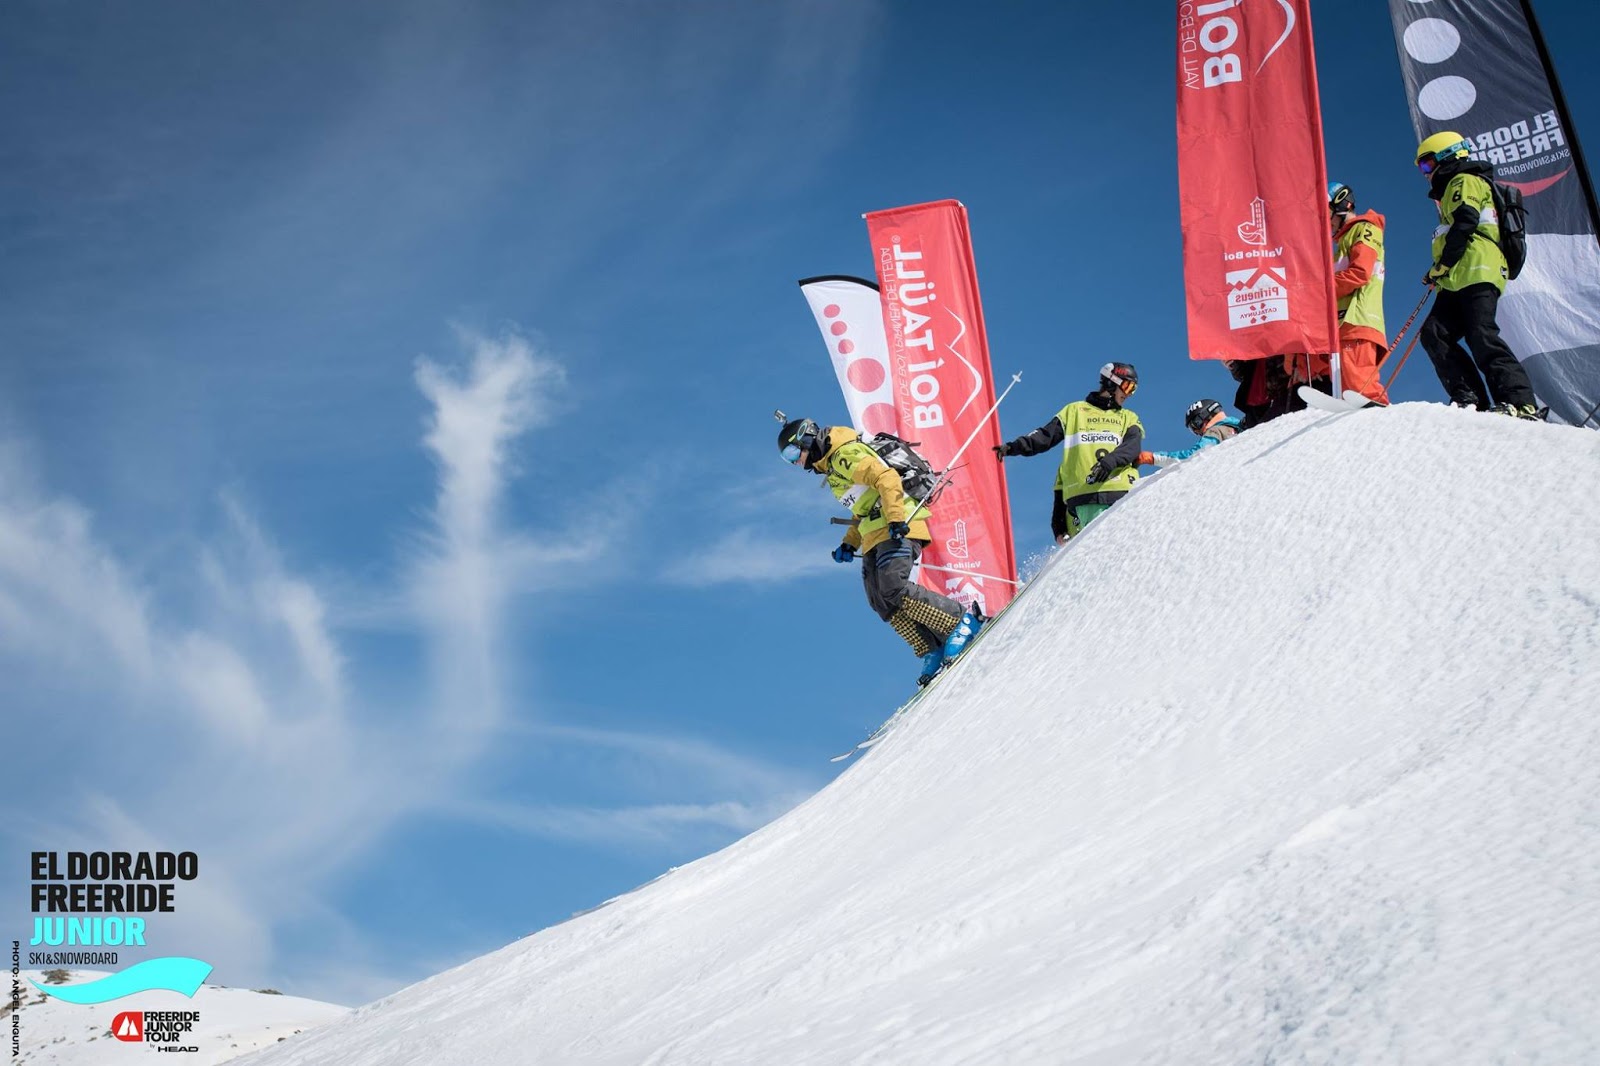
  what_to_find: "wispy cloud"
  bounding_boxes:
[447,798,798,851]
[0,444,157,681]
[2,328,809,1004]
[407,330,570,746]
[664,527,837,586]
[444,720,818,849]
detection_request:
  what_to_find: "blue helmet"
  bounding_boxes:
[1328,181,1354,215]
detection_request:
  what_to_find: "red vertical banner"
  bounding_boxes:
[863,200,1017,614]
[1176,0,1340,361]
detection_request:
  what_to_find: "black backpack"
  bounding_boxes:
[860,432,941,503]
[1489,180,1528,280]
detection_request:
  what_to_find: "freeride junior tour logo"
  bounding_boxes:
[109,1009,200,1050]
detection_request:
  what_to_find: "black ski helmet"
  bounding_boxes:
[777,417,820,464]
[1185,398,1225,433]
[1099,361,1138,394]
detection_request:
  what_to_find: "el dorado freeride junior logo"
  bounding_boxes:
[27,851,212,1004]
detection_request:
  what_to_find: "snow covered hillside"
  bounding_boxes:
[243,403,1600,1065]
[11,970,346,1064]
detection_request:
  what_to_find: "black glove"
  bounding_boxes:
[832,543,856,564]
[1087,454,1118,484]
[887,521,910,540]
[992,443,1009,460]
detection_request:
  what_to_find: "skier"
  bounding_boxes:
[1327,181,1391,405]
[1139,398,1242,467]
[779,417,982,686]
[993,362,1143,543]
[1413,132,1542,419]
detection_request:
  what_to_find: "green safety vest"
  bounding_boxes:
[1053,401,1141,500]
[1334,218,1386,337]
[1431,172,1507,293]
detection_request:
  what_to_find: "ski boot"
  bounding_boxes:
[1492,401,1546,420]
[942,607,986,660]
[917,648,946,687]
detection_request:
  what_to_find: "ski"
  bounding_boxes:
[1343,390,1388,410]
[1298,385,1367,414]
[830,690,926,761]
[828,619,992,762]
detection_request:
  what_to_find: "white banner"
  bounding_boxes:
[798,276,900,438]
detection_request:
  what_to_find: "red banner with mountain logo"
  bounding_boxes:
[1176,0,1340,361]
[859,200,1017,615]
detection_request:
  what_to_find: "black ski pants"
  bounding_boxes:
[862,539,964,640]
[1420,283,1536,409]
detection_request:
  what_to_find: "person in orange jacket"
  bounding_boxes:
[1327,182,1390,405]
[1284,183,1392,405]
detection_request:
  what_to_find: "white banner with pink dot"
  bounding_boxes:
[799,275,899,437]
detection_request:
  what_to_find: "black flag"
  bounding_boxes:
[1388,0,1600,427]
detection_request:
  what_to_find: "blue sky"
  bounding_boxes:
[5,0,1597,1005]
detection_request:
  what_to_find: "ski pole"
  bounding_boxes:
[1379,288,1433,370]
[1578,394,1600,430]
[1384,329,1425,391]
[903,372,1023,526]
[917,563,1022,587]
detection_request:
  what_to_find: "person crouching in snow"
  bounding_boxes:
[993,362,1143,544]
[779,416,982,687]
[1140,398,1242,468]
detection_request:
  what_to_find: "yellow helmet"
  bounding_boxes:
[1415,131,1471,165]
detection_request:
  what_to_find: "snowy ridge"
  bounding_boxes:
[244,403,1600,1065]
[11,971,346,1065]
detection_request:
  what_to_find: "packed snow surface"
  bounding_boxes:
[244,404,1600,1064]
[11,970,347,1064]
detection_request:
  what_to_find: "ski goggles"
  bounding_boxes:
[1418,141,1470,176]
[781,441,804,464]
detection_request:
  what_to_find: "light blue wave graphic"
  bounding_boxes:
[32,957,212,1004]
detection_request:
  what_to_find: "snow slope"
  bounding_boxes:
[242,404,1600,1065]
[11,970,347,1064]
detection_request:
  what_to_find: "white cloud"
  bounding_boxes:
[0,328,813,1004]
[0,447,156,681]
[168,631,273,740]
[416,330,559,556]
[664,527,837,586]
[519,721,821,803]
[447,797,804,851]
[444,721,821,851]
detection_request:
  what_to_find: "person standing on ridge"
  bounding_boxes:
[779,416,982,686]
[993,362,1143,543]
[1139,398,1242,467]
[1327,181,1391,405]
[1413,132,1542,419]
